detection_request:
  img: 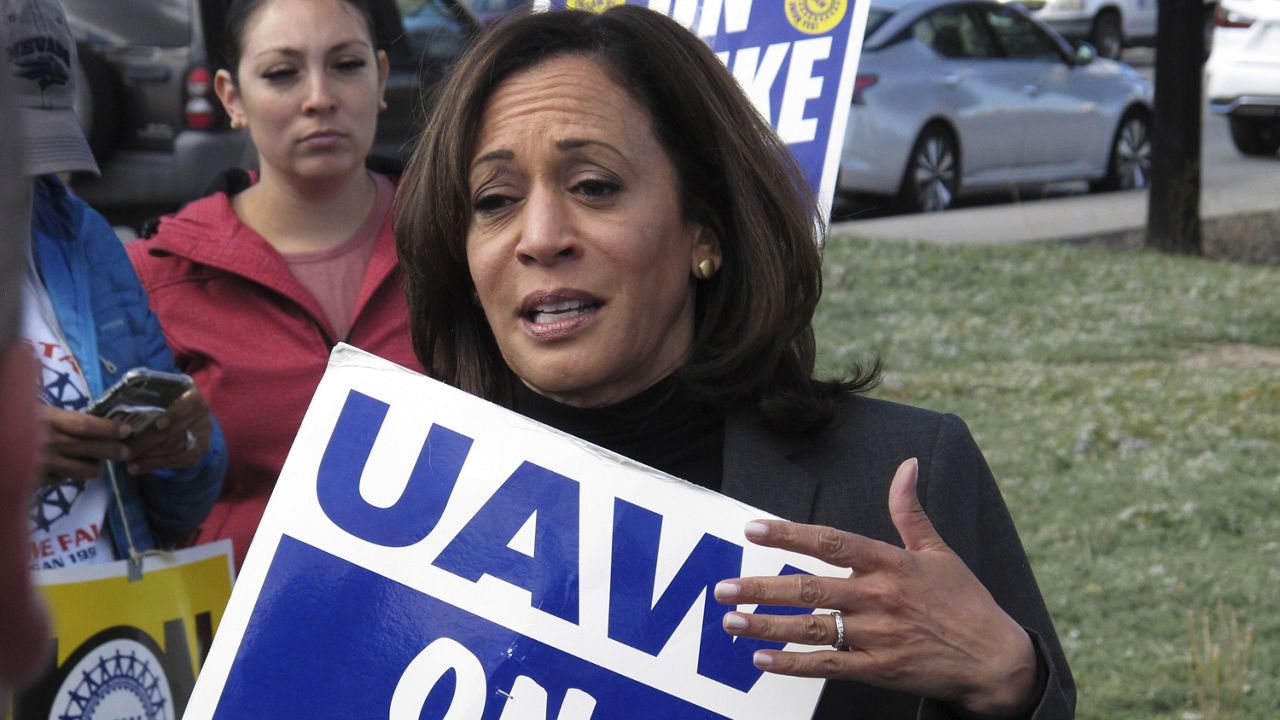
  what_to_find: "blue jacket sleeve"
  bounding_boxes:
[77,194,227,547]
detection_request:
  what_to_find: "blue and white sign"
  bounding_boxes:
[184,345,843,719]
[535,0,871,218]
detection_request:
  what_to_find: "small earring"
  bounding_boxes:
[378,98,388,111]
[697,258,717,280]
[230,117,243,129]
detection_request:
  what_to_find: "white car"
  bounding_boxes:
[1000,0,1155,59]
[839,0,1154,213]
[1206,0,1280,156]
[1001,0,1219,59]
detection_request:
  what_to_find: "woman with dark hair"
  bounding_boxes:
[128,0,421,568]
[397,6,1073,718]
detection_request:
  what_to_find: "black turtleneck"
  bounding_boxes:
[513,378,726,492]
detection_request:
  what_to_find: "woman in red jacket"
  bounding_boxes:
[127,0,421,568]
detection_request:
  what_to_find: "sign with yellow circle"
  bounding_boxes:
[4,542,234,720]
[785,0,847,35]
[566,0,626,13]
[533,0,871,232]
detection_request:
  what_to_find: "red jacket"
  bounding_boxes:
[126,188,422,568]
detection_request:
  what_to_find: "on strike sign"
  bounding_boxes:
[184,345,843,719]
[537,0,871,217]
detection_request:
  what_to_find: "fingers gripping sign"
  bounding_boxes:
[715,459,1041,718]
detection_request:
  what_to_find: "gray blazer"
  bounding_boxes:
[723,395,1075,719]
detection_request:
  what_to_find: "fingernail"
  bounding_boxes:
[753,651,773,668]
[723,612,748,630]
[744,521,769,540]
[909,457,919,472]
[127,464,140,474]
[118,424,132,438]
[155,417,170,430]
[713,582,740,601]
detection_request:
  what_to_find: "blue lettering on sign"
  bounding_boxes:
[214,537,729,719]
[433,461,582,624]
[316,390,472,547]
[608,499,814,692]
[312,388,817,696]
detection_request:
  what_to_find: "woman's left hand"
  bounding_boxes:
[123,387,213,475]
[713,458,1038,718]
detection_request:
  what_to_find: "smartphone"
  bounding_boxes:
[87,368,193,435]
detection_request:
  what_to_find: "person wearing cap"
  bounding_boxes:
[1,54,47,696]
[5,0,226,573]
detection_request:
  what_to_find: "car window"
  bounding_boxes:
[396,0,471,63]
[911,7,996,59]
[865,8,893,38]
[62,0,191,47]
[980,4,1063,61]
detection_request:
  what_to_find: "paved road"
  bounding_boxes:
[832,50,1280,244]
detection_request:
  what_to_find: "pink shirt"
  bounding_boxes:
[282,172,394,339]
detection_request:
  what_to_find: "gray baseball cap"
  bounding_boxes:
[3,0,98,176]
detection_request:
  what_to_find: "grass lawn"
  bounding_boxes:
[815,236,1280,719]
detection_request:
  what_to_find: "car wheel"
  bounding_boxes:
[1092,110,1151,193]
[898,125,959,213]
[72,41,117,165]
[1227,116,1280,156]
[1090,10,1123,60]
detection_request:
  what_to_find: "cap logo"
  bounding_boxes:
[8,35,71,90]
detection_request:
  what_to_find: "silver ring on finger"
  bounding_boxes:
[830,609,847,650]
[184,429,196,451]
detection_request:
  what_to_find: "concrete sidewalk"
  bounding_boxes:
[830,184,1277,245]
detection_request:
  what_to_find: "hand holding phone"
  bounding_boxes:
[38,405,132,483]
[87,369,193,436]
[122,381,215,476]
[42,369,210,480]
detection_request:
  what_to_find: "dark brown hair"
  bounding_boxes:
[223,0,377,80]
[396,6,877,432]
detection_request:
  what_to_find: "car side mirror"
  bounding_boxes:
[1073,42,1096,66]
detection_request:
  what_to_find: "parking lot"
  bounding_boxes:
[835,47,1280,246]
[68,4,1278,239]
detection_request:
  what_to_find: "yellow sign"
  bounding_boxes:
[4,542,234,720]
[566,0,626,13]
[785,0,847,35]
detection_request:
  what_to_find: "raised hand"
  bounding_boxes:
[714,458,1039,718]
